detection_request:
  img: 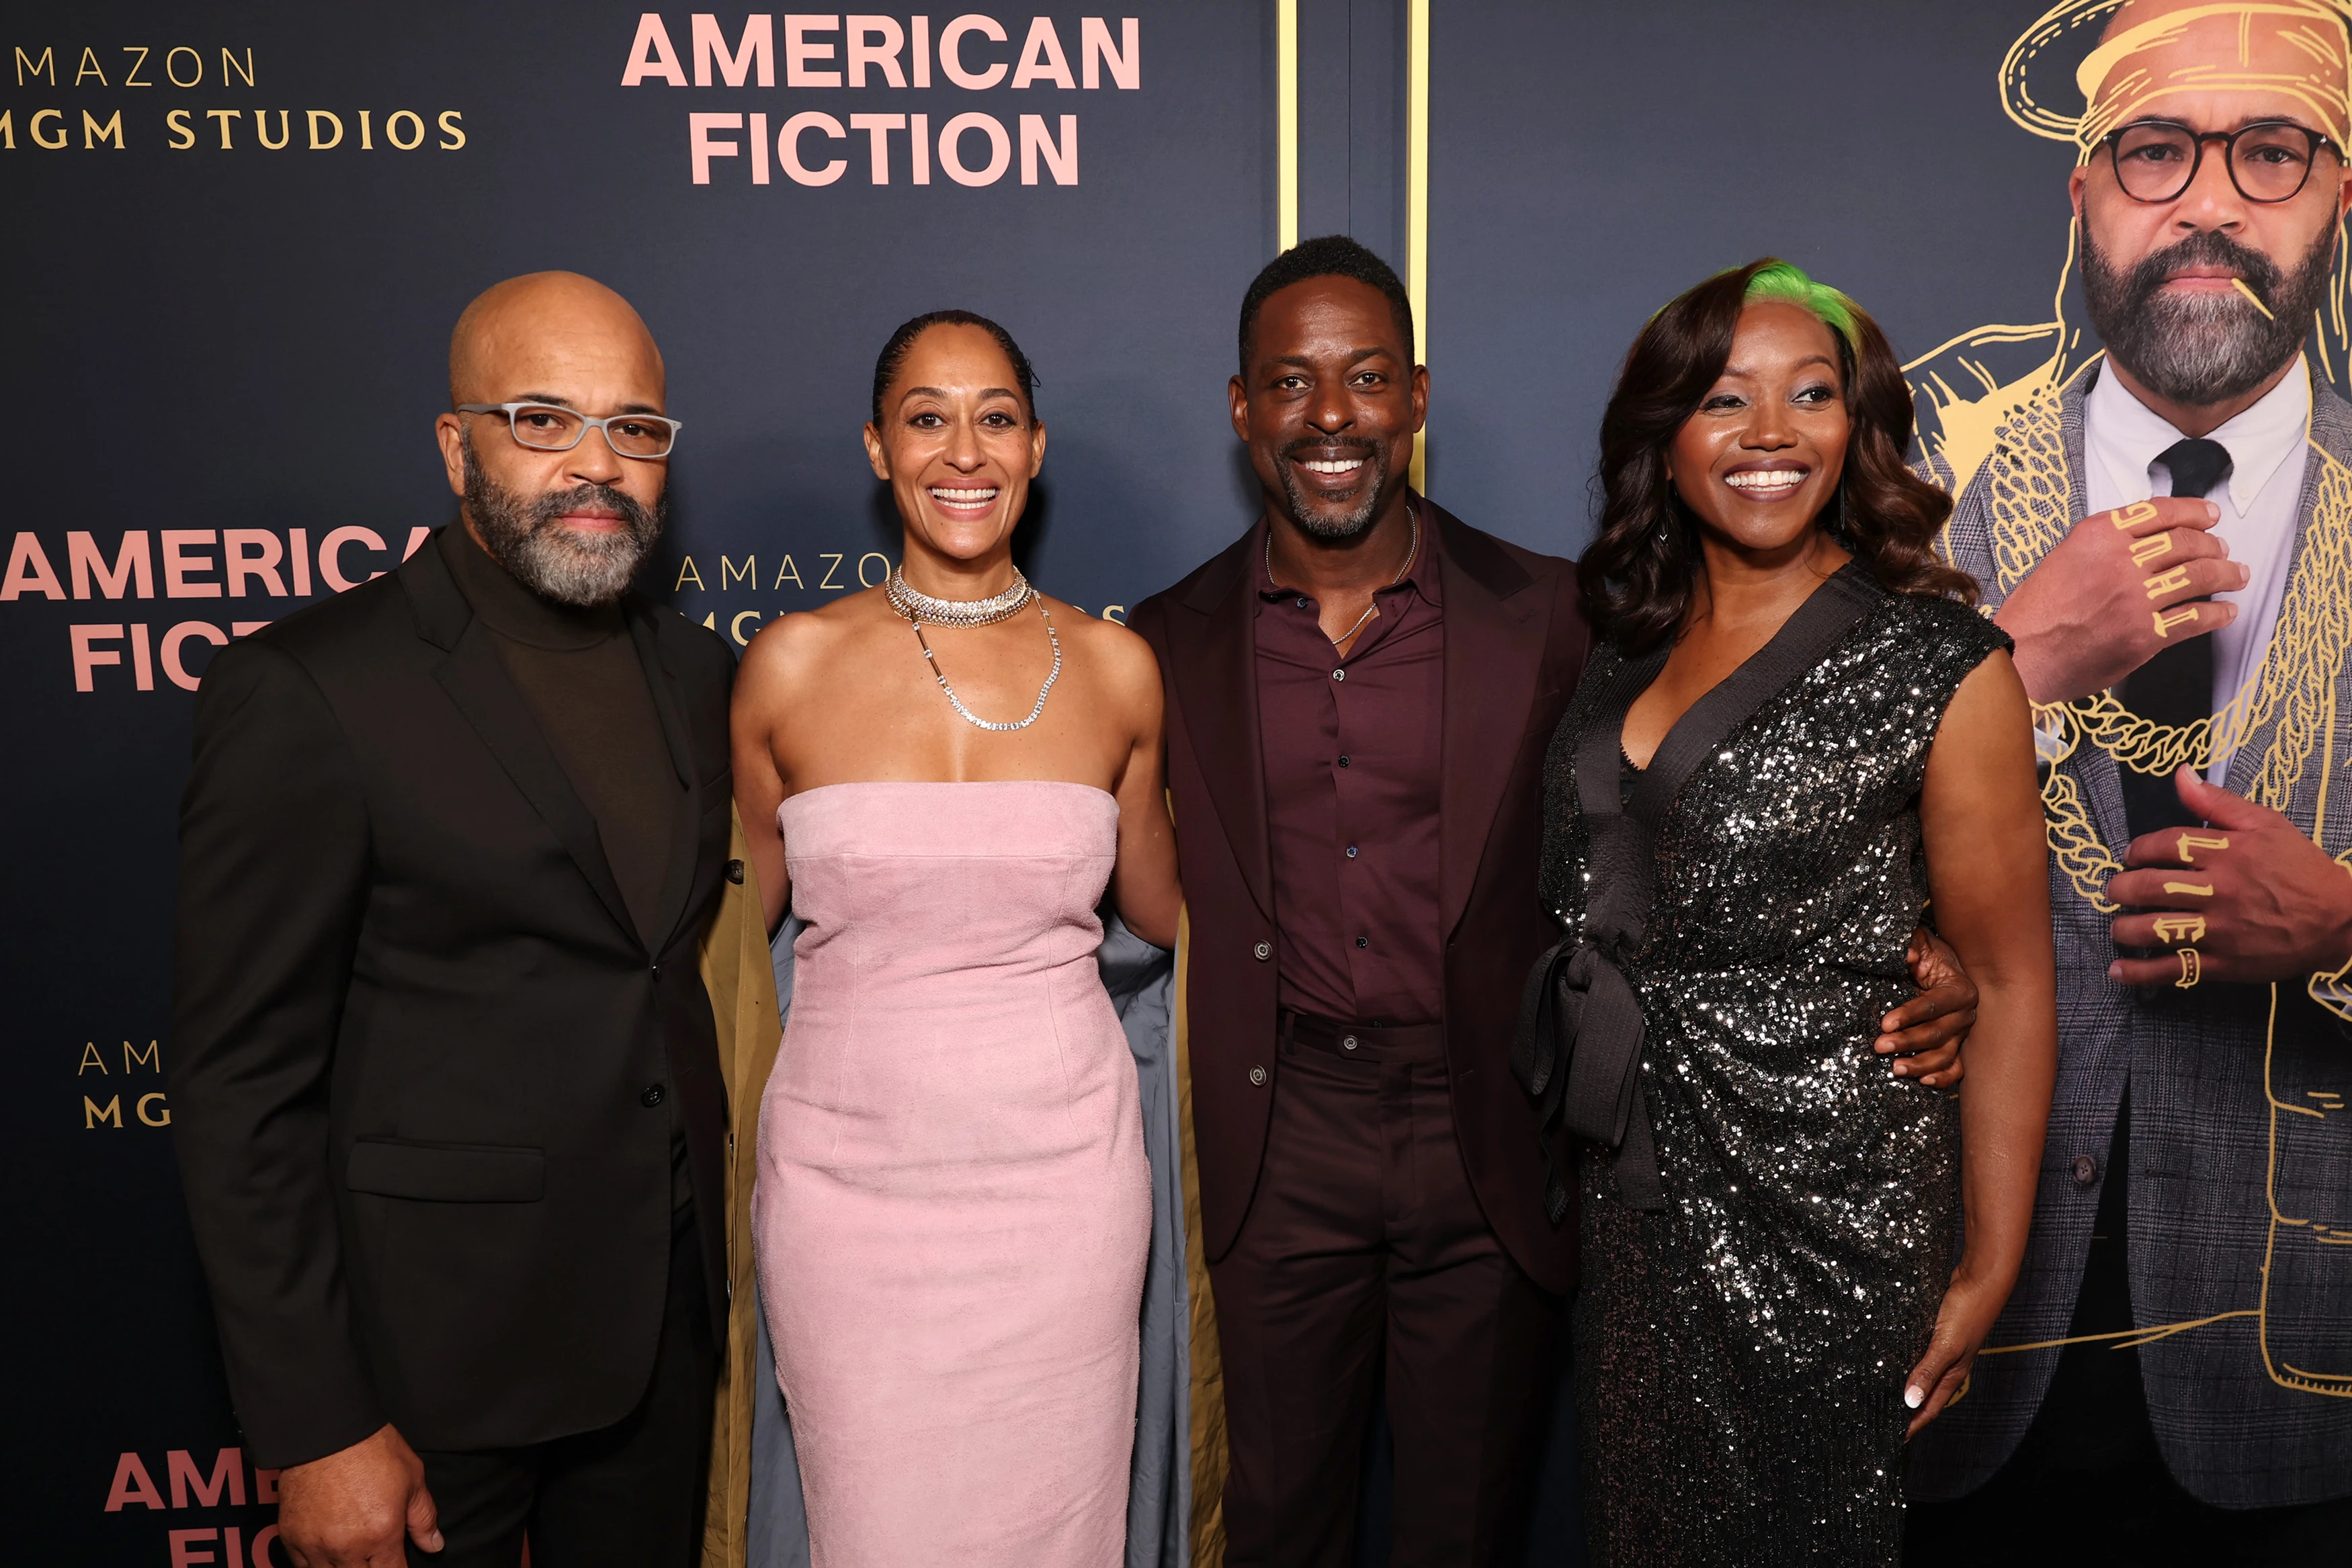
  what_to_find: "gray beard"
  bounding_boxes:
[460,429,665,607]
[1277,439,1389,540]
[2082,223,2335,407]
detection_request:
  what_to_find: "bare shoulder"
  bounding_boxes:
[1944,645,2027,722]
[737,588,895,700]
[1047,597,1163,701]
[1929,646,2031,764]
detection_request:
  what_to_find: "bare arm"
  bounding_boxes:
[1105,629,1182,950]
[1904,648,2058,1435]
[730,621,796,934]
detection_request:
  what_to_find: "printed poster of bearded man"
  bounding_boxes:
[1902,0,2352,1552]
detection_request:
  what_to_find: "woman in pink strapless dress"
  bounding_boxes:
[732,310,1181,1567]
[755,782,1148,1565]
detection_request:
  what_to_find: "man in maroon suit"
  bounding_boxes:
[1129,236,1980,1566]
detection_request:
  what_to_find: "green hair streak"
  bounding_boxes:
[1738,259,1861,351]
[1648,258,1864,352]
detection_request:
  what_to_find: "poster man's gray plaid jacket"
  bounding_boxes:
[1908,361,2352,1508]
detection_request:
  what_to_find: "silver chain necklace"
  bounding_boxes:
[888,565,1062,732]
[1265,511,1421,646]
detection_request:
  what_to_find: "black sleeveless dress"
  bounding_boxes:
[1536,571,2010,1565]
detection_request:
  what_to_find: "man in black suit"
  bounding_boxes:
[173,272,740,1567]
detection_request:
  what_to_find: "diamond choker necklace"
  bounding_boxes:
[885,565,1036,627]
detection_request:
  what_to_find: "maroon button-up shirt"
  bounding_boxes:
[1255,507,1445,1026]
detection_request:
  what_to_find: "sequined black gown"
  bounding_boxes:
[1539,579,2009,1565]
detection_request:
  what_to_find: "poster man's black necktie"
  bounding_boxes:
[2118,436,2232,839]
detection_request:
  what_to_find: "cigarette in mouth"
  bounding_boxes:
[2231,276,2276,320]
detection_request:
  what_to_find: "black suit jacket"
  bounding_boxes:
[1130,499,1590,1295]
[171,528,738,1467]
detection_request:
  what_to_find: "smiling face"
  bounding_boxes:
[1664,300,1852,560]
[1230,275,1427,539]
[864,322,1046,568]
[2070,13,2352,407]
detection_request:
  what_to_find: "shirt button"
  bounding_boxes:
[1248,1065,1268,1087]
[1341,1035,1359,1051]
[1333,668,1346,682]
[2072,1153,2098,1186]
[1355,936,1370,949]
[1296,597,1309,609]
[1337,754,1350,768]
[1346,846,1359,859]
[725,859,746,885]
[1253,941,1273,961]
[640,1084,667,1108]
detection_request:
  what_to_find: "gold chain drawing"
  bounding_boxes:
[1898,0,2352,1402]
[1978,358,2352,914]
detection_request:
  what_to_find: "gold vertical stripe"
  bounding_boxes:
[698,808,784,1568]
[1277,0,1298,253]
[1406,0,1430,491]
[1175,905,1232,1560]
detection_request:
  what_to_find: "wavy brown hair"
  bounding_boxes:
[1579,258,1976,652]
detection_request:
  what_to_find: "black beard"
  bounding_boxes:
[460,429,666,607]
[2081,223,2335,406]
[1275,435,1390,539]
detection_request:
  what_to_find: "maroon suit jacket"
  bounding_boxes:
[1130,500,1591,1295]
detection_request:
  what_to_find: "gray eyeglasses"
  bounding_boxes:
[457,402,683,458]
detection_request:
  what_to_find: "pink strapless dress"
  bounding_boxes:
[753,781,1150,1567]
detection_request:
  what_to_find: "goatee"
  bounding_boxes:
[2081,223,2335,406]
[460,429,666,607]
[1277,435,1390,540]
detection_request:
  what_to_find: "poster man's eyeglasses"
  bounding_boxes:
[2099,120,2342,205]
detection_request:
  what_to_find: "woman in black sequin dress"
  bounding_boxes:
[1529,261,2058,1565]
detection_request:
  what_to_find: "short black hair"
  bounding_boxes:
[871,308,1038,426]
[1236,235,1416,378]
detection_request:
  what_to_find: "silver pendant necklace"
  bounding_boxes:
[1265,511,1421,647]
[888,564,1062,732]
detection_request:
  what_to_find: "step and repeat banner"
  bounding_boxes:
[5,2,2164,1559]
[3,4,1274,1560]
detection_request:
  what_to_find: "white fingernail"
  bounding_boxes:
[1904,1385,1925,1408]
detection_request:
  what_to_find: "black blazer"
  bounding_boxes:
[1130,500,1591,1295]
[171,528,737,1468]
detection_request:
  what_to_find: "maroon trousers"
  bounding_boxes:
[1209,1013,1561,1567]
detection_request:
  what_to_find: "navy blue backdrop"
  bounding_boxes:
[1425,1,2089,548]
